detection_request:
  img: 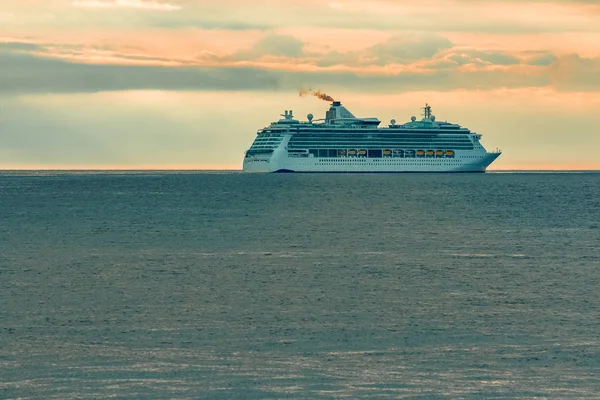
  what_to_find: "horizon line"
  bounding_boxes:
[2,168,600,172]
[2,163,600,172]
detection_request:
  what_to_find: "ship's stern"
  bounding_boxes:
[243,153,276,172]
[242,135,291,173]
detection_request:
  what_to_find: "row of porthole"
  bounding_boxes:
[304,157,462,164]
[314,164,462,166]
[310,158,464,162]
[315,162,463,165]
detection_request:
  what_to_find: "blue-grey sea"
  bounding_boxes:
[1,171,600,399]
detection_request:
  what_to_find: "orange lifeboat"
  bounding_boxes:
[416,150,425,157]
[383,149,392,156]
[358,149,367,156]
[436,150,443,157]
[347,149,357,156]
[426,150,434,156]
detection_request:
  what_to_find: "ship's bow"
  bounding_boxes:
[480,151,501,172]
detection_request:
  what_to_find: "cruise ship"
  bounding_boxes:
[243,101,501,173]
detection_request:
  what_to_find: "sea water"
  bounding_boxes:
[1,171,600,399]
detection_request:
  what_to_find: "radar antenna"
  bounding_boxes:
[422,103,432,120]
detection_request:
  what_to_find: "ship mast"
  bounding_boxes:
[422,103,432,120]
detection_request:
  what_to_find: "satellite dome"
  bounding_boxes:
[431,115,436,121]
[411,116,416,122]
[307,113,314,122]
[390,119,396,125]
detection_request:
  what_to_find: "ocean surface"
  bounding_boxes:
[1,171,600,399]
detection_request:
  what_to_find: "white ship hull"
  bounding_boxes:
[244,148,500,173]
[244,153,499,173]
[244,134,500,173]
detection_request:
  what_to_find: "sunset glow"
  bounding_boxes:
[1,0,599,169]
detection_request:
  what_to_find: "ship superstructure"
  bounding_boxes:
[243,101,501,173]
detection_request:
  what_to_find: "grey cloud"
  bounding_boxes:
[445,53,488,67]
[148,17,271,30]
[4,0,599,35]
[315,41,522,69]
[317,34,453,67]
[316,0,600,34]
[475,52,520,66]
[313,51,348,67]
[0,51,281,94]
[440,50,521,67]
[145,11,600,34]
[213,34,306,62]
[289,68,551,93]
[249,34,305,58]
[527,51,558,66]
[1,41,175,64]
[301,8,599,34]
[425,58,460,69]
[369,35,453,65]
[4,46,600,96]
[0,42,45,51]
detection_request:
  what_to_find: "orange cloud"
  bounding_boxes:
[71,0,182,11]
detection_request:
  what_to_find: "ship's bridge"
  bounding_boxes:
[386,103,468,132]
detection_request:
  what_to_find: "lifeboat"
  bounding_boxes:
[426,150,434,156]
[416,150,425,157]
[445,150,454,155]
[436,150,444,157]
[358,149,367,156]
[347,149,357,156]
[338,150,346,156]
[393,149,404,157]
[383,149,392,156]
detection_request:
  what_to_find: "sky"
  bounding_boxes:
[1,0,600,170]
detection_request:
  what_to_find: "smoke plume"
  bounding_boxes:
[299,87,335,102]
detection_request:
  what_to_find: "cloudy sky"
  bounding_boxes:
[1,0,599,169]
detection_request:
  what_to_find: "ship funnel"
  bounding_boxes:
[326,101,356,121]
